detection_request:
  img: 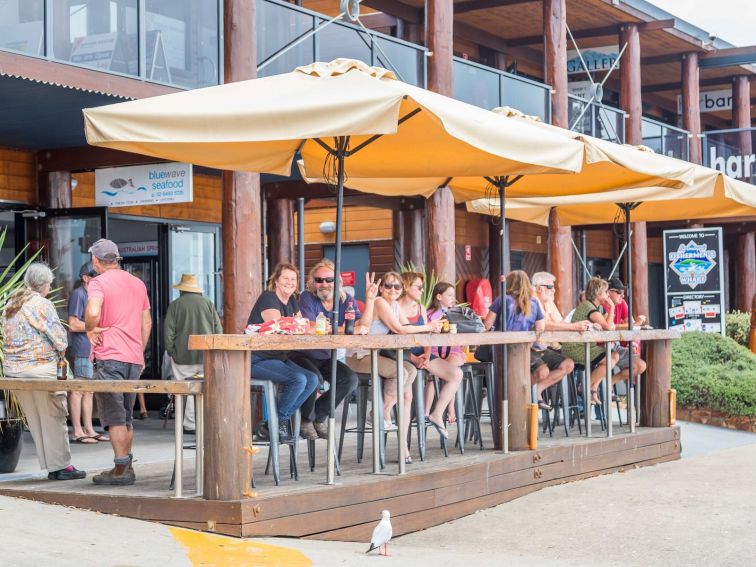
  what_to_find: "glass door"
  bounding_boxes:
[16,207,108,313]
[160,221,221,316]
[122,257,160,378]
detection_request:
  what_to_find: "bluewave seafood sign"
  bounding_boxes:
[95,163,193,207]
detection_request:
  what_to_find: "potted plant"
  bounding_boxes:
[0,228,41,473]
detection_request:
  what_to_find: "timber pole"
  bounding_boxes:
[733,75,753,156]
[267,198,295,268]
[425,0,456,282]
[681,52,702,164]
[737,232,756,312]
[544,0,574,313]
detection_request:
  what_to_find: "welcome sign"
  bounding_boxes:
[95,163,193,207]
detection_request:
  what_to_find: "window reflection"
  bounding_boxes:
[0,0,44,56]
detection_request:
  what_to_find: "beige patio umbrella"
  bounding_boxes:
[83,58,586,479]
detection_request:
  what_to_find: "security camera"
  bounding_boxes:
[708,32,718,42]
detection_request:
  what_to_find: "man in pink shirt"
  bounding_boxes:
[85,239,152,486]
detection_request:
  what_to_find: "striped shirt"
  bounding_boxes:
[2,292,67,374]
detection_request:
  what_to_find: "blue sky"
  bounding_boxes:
[647,0,754,46]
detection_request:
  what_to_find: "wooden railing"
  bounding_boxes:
[189,329,680,501]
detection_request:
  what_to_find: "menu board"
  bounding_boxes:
[663,228,725,335]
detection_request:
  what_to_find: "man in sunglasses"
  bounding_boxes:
[604,277,647,385]
[289,259,379,440]
[530,272,593,409]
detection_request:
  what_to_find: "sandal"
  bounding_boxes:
[404,456,413,465]
[71,436,97,444]
[537,399,552,411]
[590,390,602,406]
[427,416,449,439]
[447,414,457,424]
[92,433,110,442]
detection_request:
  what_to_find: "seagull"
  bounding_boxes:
[366,510,392,556]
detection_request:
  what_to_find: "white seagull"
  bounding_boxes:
[366,510,393,556]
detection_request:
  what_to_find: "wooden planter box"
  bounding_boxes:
[677,405,756,433]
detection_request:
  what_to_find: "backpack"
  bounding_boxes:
[447,306,485,334]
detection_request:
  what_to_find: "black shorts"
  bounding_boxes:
[531,348,567,372]
[93,359,142,430]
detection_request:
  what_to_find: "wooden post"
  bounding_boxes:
[631,221,650,323]
[425,0,455,283]
[543,0,568,129]
[749,293,756,354]
[42,171,73,208]
[548,209,574,315]
[393,206,426,268]
[506,343,530,450]
[203,350,252,500]
[267,198,294,268]
[618,23,649,325]
[619,24,642,146]
[737,232,756,312]
[641,339,672,427]
[681,52,702,164]
[223,0,263,333]
[733,75,753,156]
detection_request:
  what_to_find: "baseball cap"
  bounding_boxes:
[79,261,97,278]
[88,238,121,262]
[608,277,626,292]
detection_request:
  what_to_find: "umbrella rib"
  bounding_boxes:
[312,137,337,154]
[348,107,423,156]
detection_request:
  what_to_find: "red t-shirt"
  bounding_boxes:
[88,269,150,365]
[613,299,629,326]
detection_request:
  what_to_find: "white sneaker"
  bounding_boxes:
[383,420,398,432]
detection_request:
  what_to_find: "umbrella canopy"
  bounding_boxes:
[296,107,696,199]
[466,166,756,225]
[83,59,584,180]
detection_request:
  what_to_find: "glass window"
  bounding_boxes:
[454,61,499,110]
[256,0,314,77]
[0,0,44,56]
[54,0,138,77]
[169,229,217,303]
[501,76,548,121]
[595,106,624,143]
[568,96,591,135]
[317,22,371,66]
[374,37,421,87]
[145,0,219,88]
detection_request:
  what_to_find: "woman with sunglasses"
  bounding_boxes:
[398,275,462,438]
[247,263,320,444]
[346,271,442,464]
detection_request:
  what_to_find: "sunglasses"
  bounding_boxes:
[313,277,335,284]
[538,284,555,290]
[610,289,625,295]
[383,283,403,291]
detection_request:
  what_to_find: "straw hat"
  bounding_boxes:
[173,274,203,293]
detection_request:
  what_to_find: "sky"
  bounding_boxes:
[646,0,755,47]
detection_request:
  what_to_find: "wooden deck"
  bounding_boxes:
[0,421,681,540]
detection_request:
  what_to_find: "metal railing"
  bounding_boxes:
[568,94,625,143]
[453,57,551,122]
[256,0,427,87]
[0,0,223,90]
[642,116,690,161]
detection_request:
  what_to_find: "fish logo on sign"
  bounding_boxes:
[101,177,148,197]
[668,241,716,289]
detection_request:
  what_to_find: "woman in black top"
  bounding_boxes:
[248,263,319,444]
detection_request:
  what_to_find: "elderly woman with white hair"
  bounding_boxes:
[2,262,86,480]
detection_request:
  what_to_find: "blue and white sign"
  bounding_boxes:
[95,162,193,207]
[567,45,619,75]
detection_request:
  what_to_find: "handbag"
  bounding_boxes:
[446,306,485,334]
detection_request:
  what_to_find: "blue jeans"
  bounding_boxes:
[251,356,320,421]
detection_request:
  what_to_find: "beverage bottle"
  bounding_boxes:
[56,356,68,381]
[315,312,327,335]
[440,310,450,333]
[344,301,356,335]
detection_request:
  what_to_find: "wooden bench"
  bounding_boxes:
[189,329,680,501]
[0,378,204,498]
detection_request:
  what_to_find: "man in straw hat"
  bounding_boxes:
[164,273,222,434]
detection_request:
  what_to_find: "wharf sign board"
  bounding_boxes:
[566,46,619,75]
[676,88,733,114]
[663,228,725,335]
[95,163,193,208]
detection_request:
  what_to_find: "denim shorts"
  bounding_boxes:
[93,359,142,430]
[73,357,94,379]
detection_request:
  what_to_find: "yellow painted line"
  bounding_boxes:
[170,527,312,567]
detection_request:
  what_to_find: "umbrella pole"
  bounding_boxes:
[298,198,305,293]
[498,177,509,453]
[327,137,347,485]
[623,204,636,433]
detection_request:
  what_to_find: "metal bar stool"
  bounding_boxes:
[338,373,386,469]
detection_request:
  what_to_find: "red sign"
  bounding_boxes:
[341,271,356,286]
[465,244,472,261]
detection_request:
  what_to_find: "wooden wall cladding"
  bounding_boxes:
[647,236,663,264]
[586,229,616,259]
[303,240,394,279]
[455,208,487,246]
[72,171,221,223]
[0,147,36,205]
[509,220,548,254]
[297,206,393,244]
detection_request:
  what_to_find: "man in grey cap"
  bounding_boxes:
[85,238,152,486]
[66,262,107,444]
